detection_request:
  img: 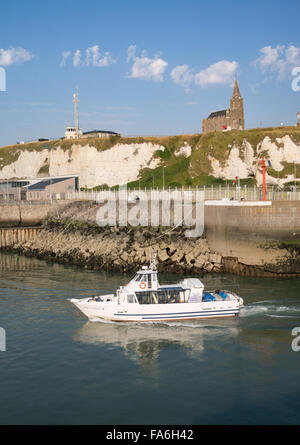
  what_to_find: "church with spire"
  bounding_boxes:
[202,80,245,134]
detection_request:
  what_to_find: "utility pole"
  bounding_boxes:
[259,159,266,201]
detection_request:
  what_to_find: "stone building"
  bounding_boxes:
[202,80,245,134]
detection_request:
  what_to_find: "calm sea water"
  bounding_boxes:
[0,252,300,425]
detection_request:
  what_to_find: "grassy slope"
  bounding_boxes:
[1,127,300,187]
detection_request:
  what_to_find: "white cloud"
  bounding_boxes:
[60,51,70,67]
[61,45,116,68]
[170,64,194,90]
[170,60,238,89]
[85,45,116,67]
[0,46,34,66]
[127,45,168,82]
[195,60,238,87]
[127,44,136,63]
[73,50,82,67]
[254,44,300,80]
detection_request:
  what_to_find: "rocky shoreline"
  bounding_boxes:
[9,223,299,277]
[2,200,299,277]
[10,220,223,274]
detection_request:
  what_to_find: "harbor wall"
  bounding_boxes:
[0,200,299,276]
[0,201,66,227]
[205,201,300,274]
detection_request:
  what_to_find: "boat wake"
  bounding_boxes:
[266,314,298,318]
[89,317,116,324]
[240,303,300,317]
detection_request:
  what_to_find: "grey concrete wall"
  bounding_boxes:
[0,201,66,227]
[204,201,300,270]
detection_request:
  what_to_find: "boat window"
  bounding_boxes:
[136,289,182,305]
[135,274,143,282]
[147,274,152,289]
[127,294,136,303]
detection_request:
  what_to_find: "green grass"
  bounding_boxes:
[38,164,50,175]
[1,127,300,187]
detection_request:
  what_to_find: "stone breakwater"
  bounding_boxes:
[11,224,223,274]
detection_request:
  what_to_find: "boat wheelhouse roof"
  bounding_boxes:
[158,285,185,291]
[135,269,157,275]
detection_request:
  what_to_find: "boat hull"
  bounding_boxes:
[70,300,241,322]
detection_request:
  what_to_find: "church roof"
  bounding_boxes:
[232,79,241,97]
[207,109,228,119]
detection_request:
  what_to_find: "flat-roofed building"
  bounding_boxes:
[82,130,120,139]
[0,180,30,201]
[26,176,79,200]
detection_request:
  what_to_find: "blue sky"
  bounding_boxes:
[0,0,300,146]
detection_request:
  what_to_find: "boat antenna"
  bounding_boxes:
[149,252,158,270]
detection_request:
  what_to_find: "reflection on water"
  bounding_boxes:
[74,321,239,377]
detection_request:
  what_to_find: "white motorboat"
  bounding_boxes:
[70,253,244,322]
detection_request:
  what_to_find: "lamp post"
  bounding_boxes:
[259,159,266,201]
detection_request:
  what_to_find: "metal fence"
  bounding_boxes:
[65,185,300,202]
[1,186,300,203]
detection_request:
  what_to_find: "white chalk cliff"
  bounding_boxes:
[208,136,300,187]
[0,134,300,187]
[0,142,165,188]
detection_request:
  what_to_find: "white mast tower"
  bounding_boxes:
[73,88,79,137]
[64,88,83,139]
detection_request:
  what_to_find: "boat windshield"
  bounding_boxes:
[134,274,143,282]
[135,288,189,304]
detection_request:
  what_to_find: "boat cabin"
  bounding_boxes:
[120,256,205,305]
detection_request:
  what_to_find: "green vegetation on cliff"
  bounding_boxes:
[1,126,300,188]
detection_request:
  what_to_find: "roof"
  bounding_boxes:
[27,177,74,191]
[83,130,119,135]
[207,109,228,119]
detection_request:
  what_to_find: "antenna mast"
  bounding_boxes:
[73,88,79,137]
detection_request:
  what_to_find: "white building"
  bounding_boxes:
[65,126,83,139]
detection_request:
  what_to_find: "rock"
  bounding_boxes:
[204,262,214,272]
[185,252,195,264]
[158,249,169,262]
[171,250,184,263]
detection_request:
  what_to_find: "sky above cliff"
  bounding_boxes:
[0,0,300,146]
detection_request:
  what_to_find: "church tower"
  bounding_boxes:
[229,79,244,130]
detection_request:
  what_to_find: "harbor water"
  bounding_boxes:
[0,252,300,425]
